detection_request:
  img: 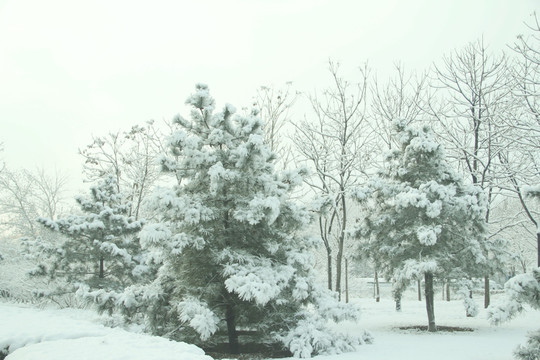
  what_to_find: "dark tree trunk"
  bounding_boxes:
[446,282,450,302]
[335,193,347,301]
[225,304,240,354]
[327,252,333,291]
[395,296,402,312]
[417,279,422,301]
[425,272,437,332]
[99,258,104,279]
[374,269,380,302]
[484,276,490,308]
[537,232,540,267]
[336,253,343,301]
[345,258,349,303]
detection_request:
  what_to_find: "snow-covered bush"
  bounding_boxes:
[489,268,540,360]
[115,84,364,357]
[456,279,479,318]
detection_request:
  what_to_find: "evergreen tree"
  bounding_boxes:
[33,174,146,308]
[354,120,488,331]
[122,84,366,357]
[489,268,540,360]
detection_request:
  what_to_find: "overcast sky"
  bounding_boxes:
[0,0,537,192]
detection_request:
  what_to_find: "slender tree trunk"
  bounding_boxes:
[446,282,450,302]
[226,304,239,354]
[484,276,490,308]
[395,296,402,312]
[425,272,437,332]
[321,216,333,291]
[345,258,349,303]
[335,194,347,301]
[537,232,540,267]
[327,251,333,291]
[99,258,104,279]
[336,254,342,301]
[467,290,474,317]
[442,283,445,300]
[374,269,380,302]
[417,279,422,301]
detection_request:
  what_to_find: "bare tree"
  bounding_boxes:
[79,120,169,220]
[293,61,374,299]
[0,167,69,239]
[371,62,429,150]
[504,12,540,267]
[253,83,298,169]
[0,169,38,238]
[429,38,512,308]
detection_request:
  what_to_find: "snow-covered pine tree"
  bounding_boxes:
[34,174,146,309]
[489,268,540,360]
[127,84,366,357]
[354,120,488,331]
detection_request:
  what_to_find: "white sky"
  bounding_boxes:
[0,0,537,192]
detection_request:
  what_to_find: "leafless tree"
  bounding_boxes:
[253,83,298,169]
[0,167,68,239]
[293,61,374,299]
[371,62,430,150]
[503,12,540,267]
[429,38,513,308]
[79,120,169,220]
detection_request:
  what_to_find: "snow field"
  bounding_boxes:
[311,296,540,360]
[2,293,539,360]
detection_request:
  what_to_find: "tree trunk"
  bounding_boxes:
[442,283,445,300]
[336,253,343,301]
[484,276,490,308]
[327,251,333,291]
[395,296,402,312]
[446,282,450,302]
[99,258,104,279]
[537,232,540,267]
[345,258,349,303]
[335,192,347,301]
[225,304,240,354]
[466,290,474,317]
[374,269,380,302]
[417,279,422,301]
[425,272,437,332]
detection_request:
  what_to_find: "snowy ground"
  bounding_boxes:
[2,294,539,360]
[0,303,212,360]
[313,296,540,360]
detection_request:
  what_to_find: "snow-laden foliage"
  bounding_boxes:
[489,269,540,325]
[112,84,362,357]
[489,268,540,360]
[354,120,489,329]
[28,175,147,308]
[456,279,479,318]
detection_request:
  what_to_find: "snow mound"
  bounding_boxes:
[6,332,212,360]
[0,303,213,360]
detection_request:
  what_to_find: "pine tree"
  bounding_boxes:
[489,268,540,360]
[354,120,488,331]
[34,174,146,308]
[123,84,366,357]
